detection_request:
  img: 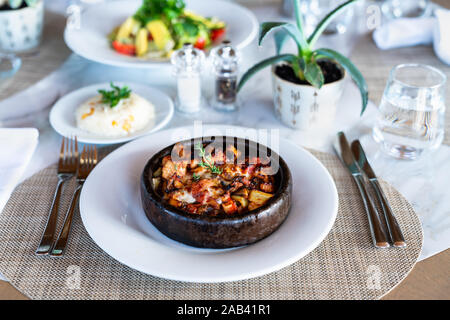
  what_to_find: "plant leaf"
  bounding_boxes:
[259,22,308,53]
[238,54,297,92]
[8,0,22,9]
[314,48,368,115]
[274,30,289,55]
[25,0,38,7]
[307,0,358,48]
[259,22,285,45]
[291,58,301,79]
[304,62,324,89]
[290,57,307,81]
[292,0,308,50]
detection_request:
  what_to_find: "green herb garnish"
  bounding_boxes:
[98,82,132,108]
[192,173,200,181]
[195,142,222,175]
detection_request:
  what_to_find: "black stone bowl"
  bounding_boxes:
[140,136,292,248]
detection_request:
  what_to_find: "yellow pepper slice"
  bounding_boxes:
[117,17,140,40]
[146,20,174,51]
[135,28,149,57]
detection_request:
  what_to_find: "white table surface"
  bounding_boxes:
[0,0,448,282]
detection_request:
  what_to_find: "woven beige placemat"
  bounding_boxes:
[0,148,422,300]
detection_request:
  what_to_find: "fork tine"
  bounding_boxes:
[60,137,65,158]
[59,137,66,166]
[85,145,90,170]
[90,145,95,169]
[84,145,91,175]
[84,145,91,173]
[80,145,86,173]
[66,138,69,155]
[69,136,73,165]
[91,145,95,169]
[64,136,71,165]
[75,136,79,161]
[88,145,92,169]
[71,136,77,166]
[71,138,75,163]
[93,145,98,166]
[67,136,71,165]
[84,145,89,170]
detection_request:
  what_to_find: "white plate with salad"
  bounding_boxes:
[64,0,258,68]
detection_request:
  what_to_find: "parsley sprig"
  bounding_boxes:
[195,142,222,175]
[98,82,132,108]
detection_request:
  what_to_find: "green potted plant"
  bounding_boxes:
[238,0,368,130]
[0,0,44,52]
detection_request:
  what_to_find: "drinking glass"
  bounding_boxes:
[373,64,446,160]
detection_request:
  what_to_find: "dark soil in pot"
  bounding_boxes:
[0,3,28,11]
[275,60,343,85]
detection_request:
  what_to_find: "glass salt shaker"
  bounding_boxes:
[210,40,240,112]
[171,43,205,114]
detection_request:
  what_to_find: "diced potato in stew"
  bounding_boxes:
[152,142,277,216]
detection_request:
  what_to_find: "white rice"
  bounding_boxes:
[75,92,155,137]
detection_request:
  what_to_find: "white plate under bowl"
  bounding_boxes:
[79,125,339,282]
[49,82,174,144]
[64,0,258,69]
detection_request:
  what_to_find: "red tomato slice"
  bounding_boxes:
[211,28,226,42]
[194,37,206,50]
[112,40,136,56]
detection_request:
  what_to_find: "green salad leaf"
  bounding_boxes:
[134,0,185,24]
[181,18,200,37]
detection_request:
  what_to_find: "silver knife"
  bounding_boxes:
[333,132,390,248]
[351,140,406,248]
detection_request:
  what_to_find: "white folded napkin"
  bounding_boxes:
[0,128,39,213]
[433,9,450,65]
[372,17,435,50]
[0,54,87,122]
[373,8,450,65]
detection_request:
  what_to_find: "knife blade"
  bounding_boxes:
[351,140,406,248]
[333,132,390,248]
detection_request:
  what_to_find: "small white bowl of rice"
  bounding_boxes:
[76,92,155,137]
[49,82,174,144]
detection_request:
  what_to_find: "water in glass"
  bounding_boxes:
[373,64,446,160]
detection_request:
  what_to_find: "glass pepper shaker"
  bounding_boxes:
[171,43,205,114]
[210,40,240,112]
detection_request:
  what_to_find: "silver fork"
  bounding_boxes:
[36,137,78,255]
[50,145,98,256]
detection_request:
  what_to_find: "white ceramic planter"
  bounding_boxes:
[0,0,44,52]
[271,65,345,130]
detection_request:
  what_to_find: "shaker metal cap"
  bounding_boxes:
[212,40,239,71]
[216,40,236,58]
[171,43,204,71]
